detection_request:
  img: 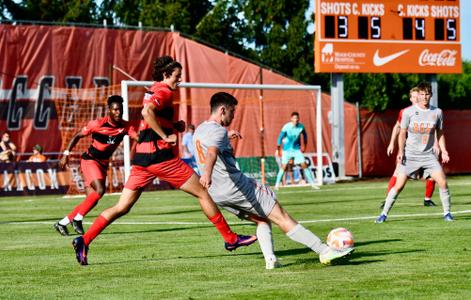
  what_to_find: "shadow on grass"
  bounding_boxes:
[101,225,214,235]
[0,217,60,224]
[134,208,203,216]
[91,252,261,266]
[355,238,402,247]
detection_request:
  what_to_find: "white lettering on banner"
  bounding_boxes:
[419,49,457,67]
[70,167,85,191]
[3,170,12,191]
[36,169,46,190]
[14,170,23,191]
[304,152,336,184]
[25,169,36,191]
[47,168,59,189]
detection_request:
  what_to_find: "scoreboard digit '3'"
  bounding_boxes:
[314,0,462,73]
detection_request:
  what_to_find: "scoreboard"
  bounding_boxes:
[314,0,462,73]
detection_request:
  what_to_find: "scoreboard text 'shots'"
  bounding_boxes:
[314,0,462,73]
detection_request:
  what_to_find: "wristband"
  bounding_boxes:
[63,150,70,156]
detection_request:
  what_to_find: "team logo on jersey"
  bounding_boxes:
[415,111,419,115]
[107,136,117,144]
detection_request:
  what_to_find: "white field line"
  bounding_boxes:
[2,210,471,226]
[53,180,471,198]
[276,181,471,194]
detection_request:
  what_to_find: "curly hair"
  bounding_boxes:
[152,56,182,81]
[107,95,124,107]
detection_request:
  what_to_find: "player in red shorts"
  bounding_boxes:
[54,95,138,236]
[72,56,256,265]
[381,87,437,208]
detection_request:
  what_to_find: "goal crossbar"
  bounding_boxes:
[121,81,324,186]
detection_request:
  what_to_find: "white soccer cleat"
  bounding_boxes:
[319,247,354,265]
[265,258,283,270]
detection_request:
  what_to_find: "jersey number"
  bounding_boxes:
[195,140,205,164]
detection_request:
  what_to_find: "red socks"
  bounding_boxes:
[83,215,109,246]
[68,191,102,222]
[387,176,397,194]
[425,179,436,199]
[208,212,238,244]
[78,191,102,216]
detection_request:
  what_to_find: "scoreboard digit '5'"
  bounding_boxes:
[314,0,462,73]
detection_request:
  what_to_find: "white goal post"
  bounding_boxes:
[121,81,324,186]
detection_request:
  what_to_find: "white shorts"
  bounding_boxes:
[398,154,442,179]
[217,180,277,219]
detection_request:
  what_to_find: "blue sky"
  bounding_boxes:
[461,1,470,60]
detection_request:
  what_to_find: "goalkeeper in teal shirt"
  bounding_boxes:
[275,112,317,189]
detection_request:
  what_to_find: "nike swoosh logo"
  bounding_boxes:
[373,49,410,66]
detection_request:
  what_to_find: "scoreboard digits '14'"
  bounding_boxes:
[314,0,462,73]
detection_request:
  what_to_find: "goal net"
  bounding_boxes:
[121,81,325,187]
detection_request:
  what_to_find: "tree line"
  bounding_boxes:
[1,0,469,110]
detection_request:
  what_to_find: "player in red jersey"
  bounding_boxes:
[382,87,437,208]
[72,56,256,265]
[54,95,138,236]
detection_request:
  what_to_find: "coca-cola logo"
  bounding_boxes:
[419,49,457,67]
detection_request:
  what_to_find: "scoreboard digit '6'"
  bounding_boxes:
[314,0,462,73]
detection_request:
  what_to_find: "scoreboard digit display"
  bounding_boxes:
[314,0,462,73]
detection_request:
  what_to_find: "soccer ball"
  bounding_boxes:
[326,227,354,250]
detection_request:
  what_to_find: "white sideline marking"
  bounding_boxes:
[3,210,471,226]
[276,181,471,194]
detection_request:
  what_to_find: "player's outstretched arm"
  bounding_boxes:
[200,146,218,189]
[59,131,85,168]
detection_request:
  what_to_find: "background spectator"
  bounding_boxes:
[181,124,195,159]
[27,144,47,162]
[0,131,17,162]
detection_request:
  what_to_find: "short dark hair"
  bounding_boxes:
[187,124,195,130]
[210,92,238,113]
[417,81,432,94]
[291,112,299,117]
[107,95,123,107]
[2,131,11,137]
[152,56,182,81]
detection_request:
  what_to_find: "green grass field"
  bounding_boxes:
[1,176,471,299]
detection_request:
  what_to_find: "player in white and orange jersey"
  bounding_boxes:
[376,82,452,223]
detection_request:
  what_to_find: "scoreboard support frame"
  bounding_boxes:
[331,73,346,178]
